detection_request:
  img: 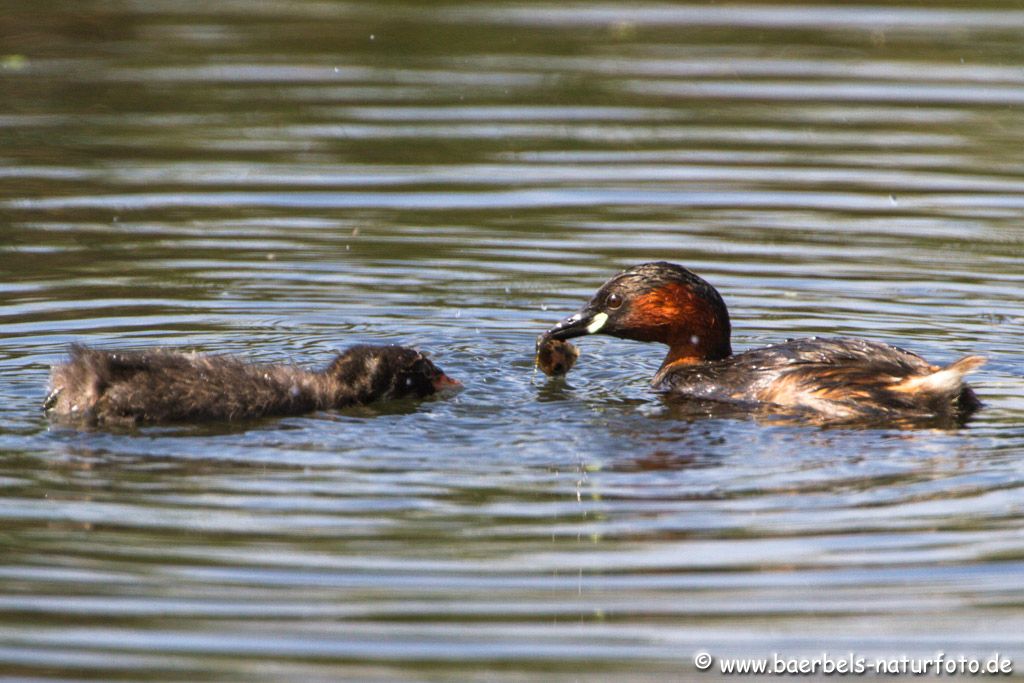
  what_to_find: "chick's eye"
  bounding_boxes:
[606,292,623,310]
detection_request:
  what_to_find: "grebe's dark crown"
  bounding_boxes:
[617,261,705,286]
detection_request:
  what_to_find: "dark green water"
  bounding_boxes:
[2,1,1024,680]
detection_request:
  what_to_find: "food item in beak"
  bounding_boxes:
[535,335,580,377]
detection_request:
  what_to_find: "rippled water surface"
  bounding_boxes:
[3,1,1024,679]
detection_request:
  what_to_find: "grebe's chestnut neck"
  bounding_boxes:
[544,262,732,369]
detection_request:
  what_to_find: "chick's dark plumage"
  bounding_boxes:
[46,343,457,427]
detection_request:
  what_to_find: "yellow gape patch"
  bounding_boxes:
[586,312,608,334]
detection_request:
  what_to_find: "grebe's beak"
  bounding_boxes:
[543,306,608,341]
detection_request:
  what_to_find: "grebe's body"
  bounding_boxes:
[543,262,983,421]
[651,335,982,420]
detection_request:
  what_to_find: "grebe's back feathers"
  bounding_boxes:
[653,337,984,420]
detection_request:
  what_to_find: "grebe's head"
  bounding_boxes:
[543,262,732,364]
[330,345,461,400]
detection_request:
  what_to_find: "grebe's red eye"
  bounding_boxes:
[606,292,623,310]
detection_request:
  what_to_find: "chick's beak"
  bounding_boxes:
[432,373,462,392]
[543,306,609,341]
